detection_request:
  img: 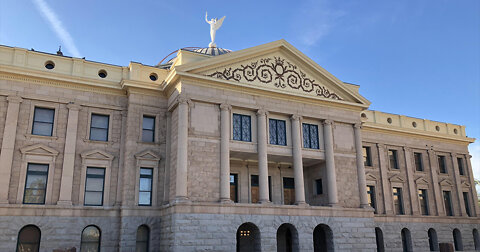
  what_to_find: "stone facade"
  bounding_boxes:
[0,40,478,251]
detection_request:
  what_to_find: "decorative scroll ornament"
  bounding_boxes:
[206,57,342,100]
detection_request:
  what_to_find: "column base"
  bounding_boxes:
[0,199,9,204]
[220,198,234,204]
[295,201,309,207]
[259,200,272,205]
[327,203,339,207]
[173,197,190,204]
[56,200,73,206]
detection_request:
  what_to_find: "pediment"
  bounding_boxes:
[461,181,471,188]
[439,179,454,187]
[365,173,378,181]
[389,174,405,183]
[415,177,429,185]
[174,40,370,107]
[81,149,114,160]
[135,150,161,161]
[20,144,59,156]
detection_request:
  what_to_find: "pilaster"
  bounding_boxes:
[377,143,393,215]
[428,148,443,216]
[403,146,419,215]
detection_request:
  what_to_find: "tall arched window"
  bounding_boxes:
[276,223,299,252]
[313,224,334,252]
[453,228,463,251]
[16,225,41,252]
[237,222,261,252]
[80,225,101,252]
[428,228,438,251]
[473,229,480,250]
[375,227,385,252]
[401,228,412,252]
[136,225,150,252]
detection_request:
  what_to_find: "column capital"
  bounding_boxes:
[66,103,82,111]
[176,96,192,106]
[402,146,412,152]
[323,119,334,126]
[256,109,268,116]
[220,103,232,111]
[290,114,302,121]
[376,143,385,149]
[353,123,363,129]
[7,96,22,104]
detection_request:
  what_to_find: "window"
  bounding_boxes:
[250,175,271,203]
[463,192,472,217]
[438,155,447,174]
[443,190,453,216]
[32,107,54,136]
[136,225,150,252]
[363,146,372,166]
[16,225,41,252]
[80,225,101,252]
[414,152,423,171]
[84,167,105,206]
[90,114,109,141]
[418,189,429,216]
[453,229,463,251]
[230,174,238,202]
[269,119,286,146]
[457,157,465,176]
[367,185,376,213]
[428,228,439,251]
[142,116,155,142]
[139,168,153,206]
[283,177,295,205]
[315,179,323,195]
[233,114,251,142]
[393,187,404,215]
[23,163,49,204]
[302,123,319,149]
[388,150,399,169]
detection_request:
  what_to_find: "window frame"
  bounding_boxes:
[138,168,153,206]
[89,113,110,142]
[418,189,429,216]
[31,107,55,137]
[141,115,156,143]
[393,187,404,215]
[134,150,160,207]
[315,178,323,195]
[250,174,272,203]
[79,149,114,207]
[136,225,150,252]
[302,123,319,149]
[16,225,41,252]
[23,163,49,205]
[443,190,454,216]
[367,185,377,213]
[363,146,372,167]
[457,157,465,176]
[269,118,287,146]
[463,191,472,217]
[80,225,101,252]
[232,113,252,142]
[414,152,424,172]
[230,173,239,202]
[388,149,399,169]
[26,102,59,139]
[84,167,106,206]
[438,155,447,174]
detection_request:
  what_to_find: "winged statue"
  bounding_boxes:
[205,12,225,48]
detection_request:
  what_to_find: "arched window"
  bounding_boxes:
[428,228,438,251]
[453,228,463,251]
[16,225,41,252]
[80,225,101,252]
[276,223,299,252]
[313,224,334,252]
[473,229,480,250]
[136,225,150,252]
[237,222,261,252]
[375,227,385,252]
[401,228,412,252]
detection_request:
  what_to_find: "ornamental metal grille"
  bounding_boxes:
[232,114,251,142]
[302,123,319,149]
[269,119,286,146]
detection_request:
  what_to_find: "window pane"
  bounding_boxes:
[232,114,242,141]
[142,116,155,130]
[283,177,295,189]
[457,158,464,175]
[241,115,251,141]
[269,119,277,144]
[34,108,54,122]
[139,192,151,205]
[140,178,152,191]
[32,122,53,136]
[25,174,47,189]
[251,175,259,187]
[90,128,108,141]
[80,243,99,252]
[316,179,323,195]
[28,164,49,172]
[82,226,100,241]
[414,153,423,171]
[87,168,105,175]
[17,226,41,252]
[142,130,154,142]
[91,114,109,128]
[140,168,152,176]
[277,120,286,145]
[84,191,103,205]
[302,124,310,148]
[310,124,319,149]
[86,177,104,192]
[24,189,46,204]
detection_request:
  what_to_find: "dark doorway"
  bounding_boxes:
[276,223,299,252]
[237,222,261,252]
[313,224,334,252]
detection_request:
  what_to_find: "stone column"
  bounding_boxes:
[428,148,443,216]
[57,103,81,205]
[377,143,393,215]
[0,96,22,203]
[404,147,420,215]
[220,104,232,203]
[353,123,369,208]
[175,97,190,202]
[323,120,338,206]
[451,153,466,216]
[257,109,270,203]
[466,154,480,216]
[291,115,306,205]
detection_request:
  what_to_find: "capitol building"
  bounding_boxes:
[0,35,479,251]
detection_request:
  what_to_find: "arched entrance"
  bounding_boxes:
[401,228,412,252]
[313,224,334,252]
[276,223,299,252]
[237,222,261,252]
[375,227,385,252]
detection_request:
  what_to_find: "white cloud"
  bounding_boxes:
[32,0,81,57]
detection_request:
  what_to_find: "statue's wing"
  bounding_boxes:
[215,16,226,28]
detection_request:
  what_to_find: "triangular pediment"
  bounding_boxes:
[389,174,405,183]
[81,149,114,160]
[415,177,429,185]
[365,173,378,181]
[439,179,453,187]
[172,40,370,107]
[20,144,59,156]
[135,150,161,161]
[461,181,471,188]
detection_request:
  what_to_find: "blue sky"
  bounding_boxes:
[1,0,479,179]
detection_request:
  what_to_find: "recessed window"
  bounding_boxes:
[393,187,404,215]
[23,163,49,204]
[302,123,319,149]
[457,157,465,176]
[388,149,399,169]
[16,225,41,252]
[149,73,158,81]
[443,190,453,216]
[387,118,392,124]
[463,192,472,217]
[367,185,376,213]
[136,225,150,252]
[283,177,295,205]
[435,126,440,131]
[81,225,101,252]
[454,128,458,134]
[44,61,55,69]
[139,168,153,206]
[142,116,155,142]
[418,189,429,215]
[90,114,109,141]
[361,113,367,118]
[315,179,323,195]
[233,114,251,142]
[32,107,55,136]
[269,119,286,146]
[230,174,238,202]
[438,155,447,174]
[414,152,423,171]
[98,70,107,78]
[363,146,372,167]
[412,121,417,128]
[84,167,105,206]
